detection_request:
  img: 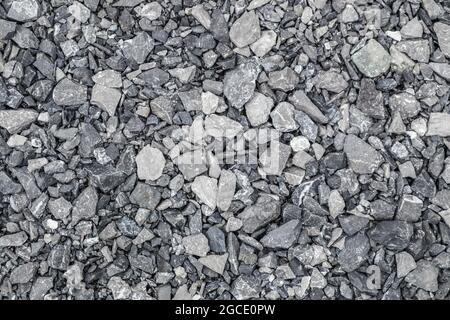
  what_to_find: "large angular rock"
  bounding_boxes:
[268,67,299,92]
[245,93,273,127]
[182,234,210,257]
[313,70,348,93]
[435,22,450,58]
[53,78,87,106]
[7,0,40,22]
[91,84,121,116]
[250,30,277,57]
[344,134,383,175]
[356,78,385,119]
[176,150,208,180]
[217,170,236,211]
[351,39,391,78]
[395,40,430,63]
[129,182,161,210]
[0,19,17,40]
[178,88,202,111]
[271,102,298,132]
[0,109,38,134]
[338,232,370,272]
[292,244,328,267]
[224,59,260,108]
[229,11,261,48]
[395,252,416,278]
[259,140,291,175]
[231,275,261,300]
[120,32,154,64]
[10,262,36,284]
[368,221,413,251]
[71,186,98,225]
[426,113,450,137]
[191,176,218,210]
[0,231,28,247]
[429,62,450,81]
[396,195,422,222]
[260,219,301,249]
[289,90,328,124]
[405,260,439,292]
[238,195,280,233]
[204,114,243,138]
[198,254,228,275]
[136,145,165,181]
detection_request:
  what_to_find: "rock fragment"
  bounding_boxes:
[53,78,87,106]
[0,109,38,134]
[343,134,383,175]
[229,11,261,48]
[351,39,391,78]
[136,145,166,181]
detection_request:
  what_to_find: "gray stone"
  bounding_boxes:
[204,114,243,139]
[53,78,87,106]
[121,32,154,64]
[289,90,328,124]
[150,96,174,123]
[199,254,229,275]
[259,140,291,175]
[250,30,277,57]
[294,111,318,141]
[344,134,383,175]
[429,62,450,81]
[268,67,299,92]
[356,78,385,119]
[136,145,165,181]
[178,88,202,111]
[191,176,218,210]
[92,70,122,88]
[0,19,17,40]
[7,0,40,22]
[0,109,38,134]
[30,277,53,300]
[260,219,301,249]
[217,170,236,211]
[108,277,131,300]
[368,221,413,251]
[238,195,280,233]
[351,39,391,78]
[0,172,22,195]
[139,68,169,87]
[224,59,260,108]
[68,1,90,23]
[10,262,36,284]
[395,251,417,278]
[0,231,28,247]
[435,22,450,58]
[396,195,423,222]
[91,84,121,117]
[401,18,423,39]
[338,232,370,272]
[328,190,345,218]
[245,93,274,127]
[422,0,444,20]
[271,102,298,132]
[48,243,71,271]
[71,186,98,225]
[136,1,162,20]
[129,182,161,210]
[231,275,261,300]
[292,244,328,267]
[426,112,450,137]
[313,70,348,93]
[182,234,210,257]
[176,150,208,181]
[340,4,359,23]
[405,260,439,292]
[229,11,261,48]
[190,4,211,29]
[395,40,430,63]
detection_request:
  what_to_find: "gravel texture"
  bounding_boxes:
[1,0,450,301]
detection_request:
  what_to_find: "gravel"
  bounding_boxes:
[1,0,450,302]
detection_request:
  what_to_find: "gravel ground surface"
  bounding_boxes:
[1,0,450,300]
